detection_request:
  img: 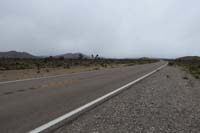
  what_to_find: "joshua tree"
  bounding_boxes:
[78,54,83,65]
[78,54,83,60]
[36,63,40,73]
[95,54,99,60]
[91,54,94,59]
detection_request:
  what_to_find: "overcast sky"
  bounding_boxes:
[0,0,200,58]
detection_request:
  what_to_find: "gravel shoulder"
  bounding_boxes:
[55,66,200,133]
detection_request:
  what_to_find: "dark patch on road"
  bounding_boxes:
[3,91,14,95]
[1,87,38,97]
[29,87,37,90]
[17,89,25,92]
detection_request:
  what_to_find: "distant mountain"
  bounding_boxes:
[56,53,90,59]
[139,57,152,60]
[177,56,200,61]
[0,51,37,58]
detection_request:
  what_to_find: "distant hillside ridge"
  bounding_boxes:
[0,51,91,59]
[0,51,37,58]
[56,53,90,59]
[177,56,200,61]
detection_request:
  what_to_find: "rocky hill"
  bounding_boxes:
[0,51,36,58]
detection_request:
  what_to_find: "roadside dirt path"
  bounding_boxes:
[56,66,200,133]
[0,65,123,82]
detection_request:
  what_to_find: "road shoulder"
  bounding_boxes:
[55,66,200,133]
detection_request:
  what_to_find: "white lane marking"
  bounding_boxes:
[29,63,167,133]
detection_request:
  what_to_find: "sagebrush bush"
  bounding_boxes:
[0,58,158,71]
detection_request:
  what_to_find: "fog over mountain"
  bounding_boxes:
[0,0,200,58]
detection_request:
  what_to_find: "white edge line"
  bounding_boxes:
[29,63,168,133]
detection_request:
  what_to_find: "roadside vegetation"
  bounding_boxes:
[0,57,158,71]
[169,59,200,79]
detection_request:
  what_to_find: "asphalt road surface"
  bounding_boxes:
[0,62,165,133]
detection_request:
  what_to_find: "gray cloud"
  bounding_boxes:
[0,0,200,58]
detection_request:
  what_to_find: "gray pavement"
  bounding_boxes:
[0,62,165,133]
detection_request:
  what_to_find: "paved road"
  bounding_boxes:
[0,62,165,133]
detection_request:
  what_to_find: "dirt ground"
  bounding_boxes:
[0,64,125,82]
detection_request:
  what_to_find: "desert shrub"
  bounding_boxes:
[0,67,6,70]
[174,60,200,80]
[64,64,70,69]
[93,67,100,70]
[126,63,135,66]
[168,62,174,66]
[195,75,199,79]
[0,58,158,71]
[100,63,107,68]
